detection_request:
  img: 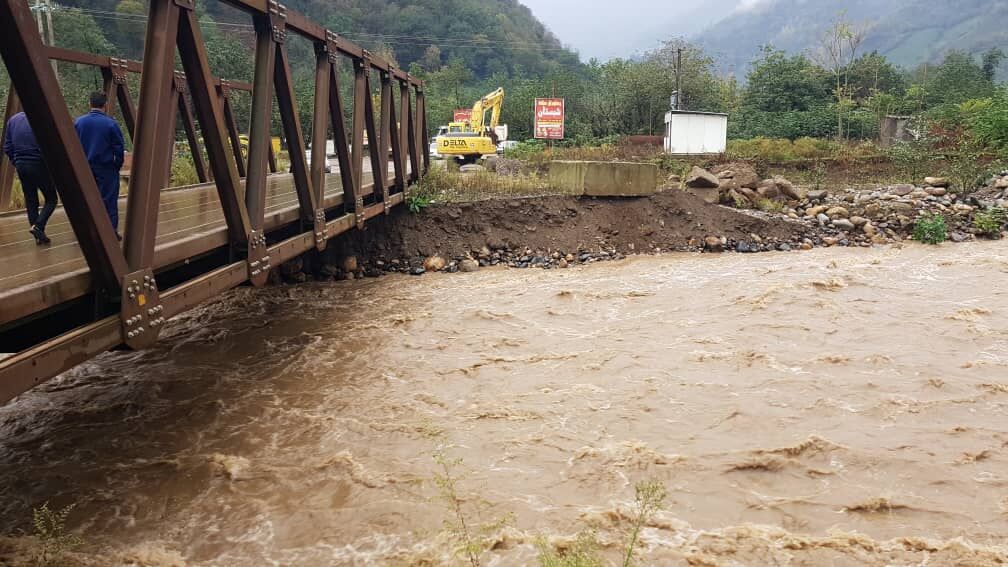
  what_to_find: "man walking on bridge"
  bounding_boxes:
[75,92,125,236]
[3,111,58,245]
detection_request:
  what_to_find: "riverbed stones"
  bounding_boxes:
[925,187,948,197]
[704,236,725,253]
[459,258,479,273]
[924,176,950,188]
[807,189,828,203]
[832,219,855,231]
[892,184,915,196]
[423,255,447,272]
[341,255,359,273]
[826,206,850,219]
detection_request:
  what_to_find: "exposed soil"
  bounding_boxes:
[320,190,814,273]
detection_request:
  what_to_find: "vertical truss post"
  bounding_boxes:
[123,0,179,274]
[350,59,367,227]
[157,82,181,200]
[272,22,317,225]
[176,72,209,183]
[0,88,20,210]
[387,79,404,198]
[362,63,385,205]
[406,87,420,186]
[327,38,360,228]
[244,10,278,234]
[417,87,430,174]
[377,69,393,211]
[398,80,410,189]
[175,3,252,253]
[0,0,127,291]
[310,39,332,250]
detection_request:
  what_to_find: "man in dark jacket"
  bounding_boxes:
[75,91,125,234]
[2,111,58,244]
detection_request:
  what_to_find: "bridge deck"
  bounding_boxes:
[0,173,361,327]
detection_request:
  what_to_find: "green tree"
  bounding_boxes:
[742,47,830,113]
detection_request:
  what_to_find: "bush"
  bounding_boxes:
[886,139,934,184]
[170,154,201,188]
[945,138,987,193]
[726,137,880,163]
[973,207,1006,237]
[971,89,1008,150]
[913,213,948,244]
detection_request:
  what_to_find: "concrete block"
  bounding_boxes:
[549,161,659,197]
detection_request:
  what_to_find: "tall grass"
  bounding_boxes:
[417,163,562,203]
[727,137,882,163]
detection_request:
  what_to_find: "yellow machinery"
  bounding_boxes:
[436,88,504,164]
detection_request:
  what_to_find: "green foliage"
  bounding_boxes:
[913,213,948,244]
[810,161,828,191]
[755,198,785,214]
[169,154,201,188]
[623,480,667,567]
[536,531,603,567]
[743,47,831,113]
[32,502,84,566]
[945,138,987,193]
[886,139,934,183]
[407,192,432,214]
[973,207,1006,237]
[727,137,878,163]
[969,88,1008,150]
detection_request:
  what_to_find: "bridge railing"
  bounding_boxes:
[0,46,274,209]
[0,0,430,403]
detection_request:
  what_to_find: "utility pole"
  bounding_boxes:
[31,0,58,79]
[675,47,683,111]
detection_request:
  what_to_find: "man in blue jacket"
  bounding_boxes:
[75,91,125,235]
[3,111,58,244]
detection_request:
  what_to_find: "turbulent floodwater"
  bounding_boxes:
[2,242,1008,566]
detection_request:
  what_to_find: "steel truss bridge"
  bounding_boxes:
[0,0,431,404]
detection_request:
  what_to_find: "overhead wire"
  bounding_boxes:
[63,6,576,52]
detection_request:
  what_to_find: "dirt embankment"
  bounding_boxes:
[280,190,816,280]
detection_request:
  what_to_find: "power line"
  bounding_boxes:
[63,6,575,52]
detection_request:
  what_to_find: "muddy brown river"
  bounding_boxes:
[2,242,1008,565]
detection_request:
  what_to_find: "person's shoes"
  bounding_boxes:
[29,225,50,245]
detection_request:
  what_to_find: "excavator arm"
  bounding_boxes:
[469,88,505,133]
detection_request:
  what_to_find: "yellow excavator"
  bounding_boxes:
[436,88,504,165]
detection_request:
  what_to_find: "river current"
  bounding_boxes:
[1,242,1007,565]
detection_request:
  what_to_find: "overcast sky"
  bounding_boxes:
[520,0,745,60]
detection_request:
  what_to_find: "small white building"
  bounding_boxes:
[664,110,728,155]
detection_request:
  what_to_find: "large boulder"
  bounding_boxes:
[685,166,720,189]
[924,176,950,188]
[712,162,760,191]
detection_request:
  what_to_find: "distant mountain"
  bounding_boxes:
[695,0,1008,77]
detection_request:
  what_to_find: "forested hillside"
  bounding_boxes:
[50,0,580,79]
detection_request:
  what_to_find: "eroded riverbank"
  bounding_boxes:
[2,241,1008,565]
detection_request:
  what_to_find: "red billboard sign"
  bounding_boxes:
[453,108,472,123]
[534,98,565,140]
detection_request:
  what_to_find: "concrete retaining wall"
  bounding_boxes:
[549,161,659,197]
